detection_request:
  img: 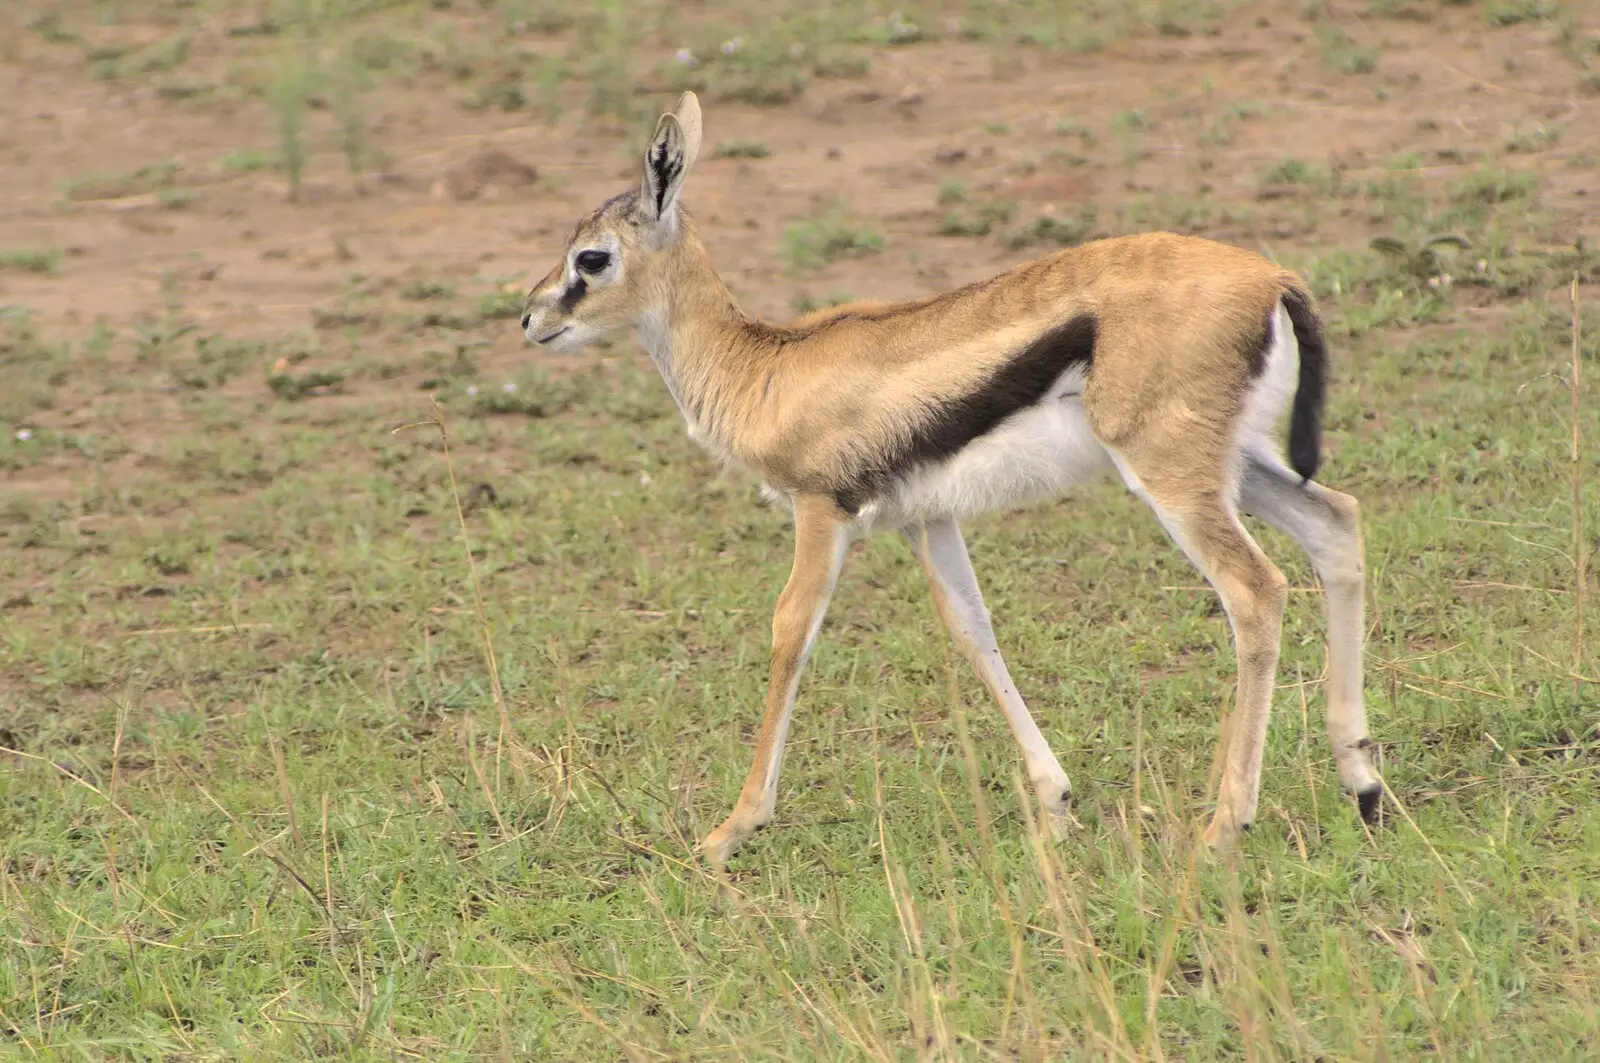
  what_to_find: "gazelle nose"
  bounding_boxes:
[520,312,532,330]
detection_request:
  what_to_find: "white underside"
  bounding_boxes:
[854,300,1300,534]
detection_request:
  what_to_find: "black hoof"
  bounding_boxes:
[1357,785,1382,824]
[1239,821,1252,833]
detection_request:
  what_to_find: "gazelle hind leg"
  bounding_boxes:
[904,519,1073,826]
[1110,451,1287,846]
[1238,445,1381,820]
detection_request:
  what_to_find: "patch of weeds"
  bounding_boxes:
[1112,109,1148,133]
[781,209,884,272]
[222,149,278,174]
[350,33,411,72]
[1486,0,1557,26]
[938,198,1017,238]
[791,291,855,315]
[228,18,281,38]
[1502,123,1562,153]
[1259,157,1339,197]
[1369,233,1472,284]
[156,81,215,101]
[452,368,580,418]
[535,56,566,124]
[177,335,267,390]
[467,81,528,112]
[266,44,316,202]
[0,249,60,275]
[91,35,190,79]
[266,359,346,401]
[401,279,455,302]
[156,188,194,210]
[1002,207,1099,249]
[1054,118,1096,143]
[984,121,1012,135]
[1116,195,1222,235]
[311,307,380,330]
[475,289,525,321]
[712,140,772,159]
[586,0,633,119]
[1318,27,1379,74]
[28,13,79,44]
[855,11,923,46]
[63,161,180,202]
[672,38,810,106]
[328,44,375,191]
[937,180,968,205]
[1450,167,1539,207]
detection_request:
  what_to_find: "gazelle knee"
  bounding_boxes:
[1313,489,1365,586]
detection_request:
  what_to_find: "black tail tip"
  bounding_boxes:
[1357,785,1382,825]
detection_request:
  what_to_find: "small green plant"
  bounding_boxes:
[936,179,967,205]
[1450,167,1539,205]
[1112,108,1147,133]
[468,81,528,112]
[222,149,278,173]
[533,56,566,124]
[1502,123,1562,153]
[266,365,346,400]
[475,289,525,321]
[0,249,61,274]
[938,198,1017,238]
[586,0,632,120]
[63,161,179,202]
[1054,117,1095,142]
[791,291,855,315]
[1259,157,1339,196]
[781,208,883,272]
[983,121,1012,135]
[1486,0,1557,25]
[1318,27,1379,74]
[328,44,374,191]
[266,40,317,202]
[1002,207,1099,249]
[1369,233,1471,283]
[712,140,772,159]
[401,279,456,302]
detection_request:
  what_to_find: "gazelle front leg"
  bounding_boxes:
[699,494,851,866]
[905,518,1074,829]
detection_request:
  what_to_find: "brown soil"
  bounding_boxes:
[1,2,1595,424]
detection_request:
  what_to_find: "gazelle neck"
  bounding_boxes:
[633,215,770,450]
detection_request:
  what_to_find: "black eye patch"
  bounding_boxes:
[575,249,611,274]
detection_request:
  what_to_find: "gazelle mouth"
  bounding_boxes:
[533,326,570,345]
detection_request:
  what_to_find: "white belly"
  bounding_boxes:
[868,369,1112,529]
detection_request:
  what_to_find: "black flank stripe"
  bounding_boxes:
[558,276,587,312]
[832,313,1098,514]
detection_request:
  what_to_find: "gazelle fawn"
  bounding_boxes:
[522,93,1381,865]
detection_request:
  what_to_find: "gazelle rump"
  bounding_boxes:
[522,92,1381,865]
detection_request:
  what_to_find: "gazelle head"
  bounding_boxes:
[521,92,704,354]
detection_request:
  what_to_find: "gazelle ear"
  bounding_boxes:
[638,93,702,224]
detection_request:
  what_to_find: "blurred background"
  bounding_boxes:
[2,1,1598,1058]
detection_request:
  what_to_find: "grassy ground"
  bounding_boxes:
[4,0,1600,1059]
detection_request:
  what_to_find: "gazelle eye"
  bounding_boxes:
[575,249,611,274]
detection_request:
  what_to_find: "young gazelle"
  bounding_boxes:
[522,93,1382,865]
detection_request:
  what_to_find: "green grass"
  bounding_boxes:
[2,268,1597,1054]
[0,248,61,274]
[3,7,1600,1057]
[781,208,884,271]
[711,139,773,159]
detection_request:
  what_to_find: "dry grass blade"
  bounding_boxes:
[1571,276,1586,703]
